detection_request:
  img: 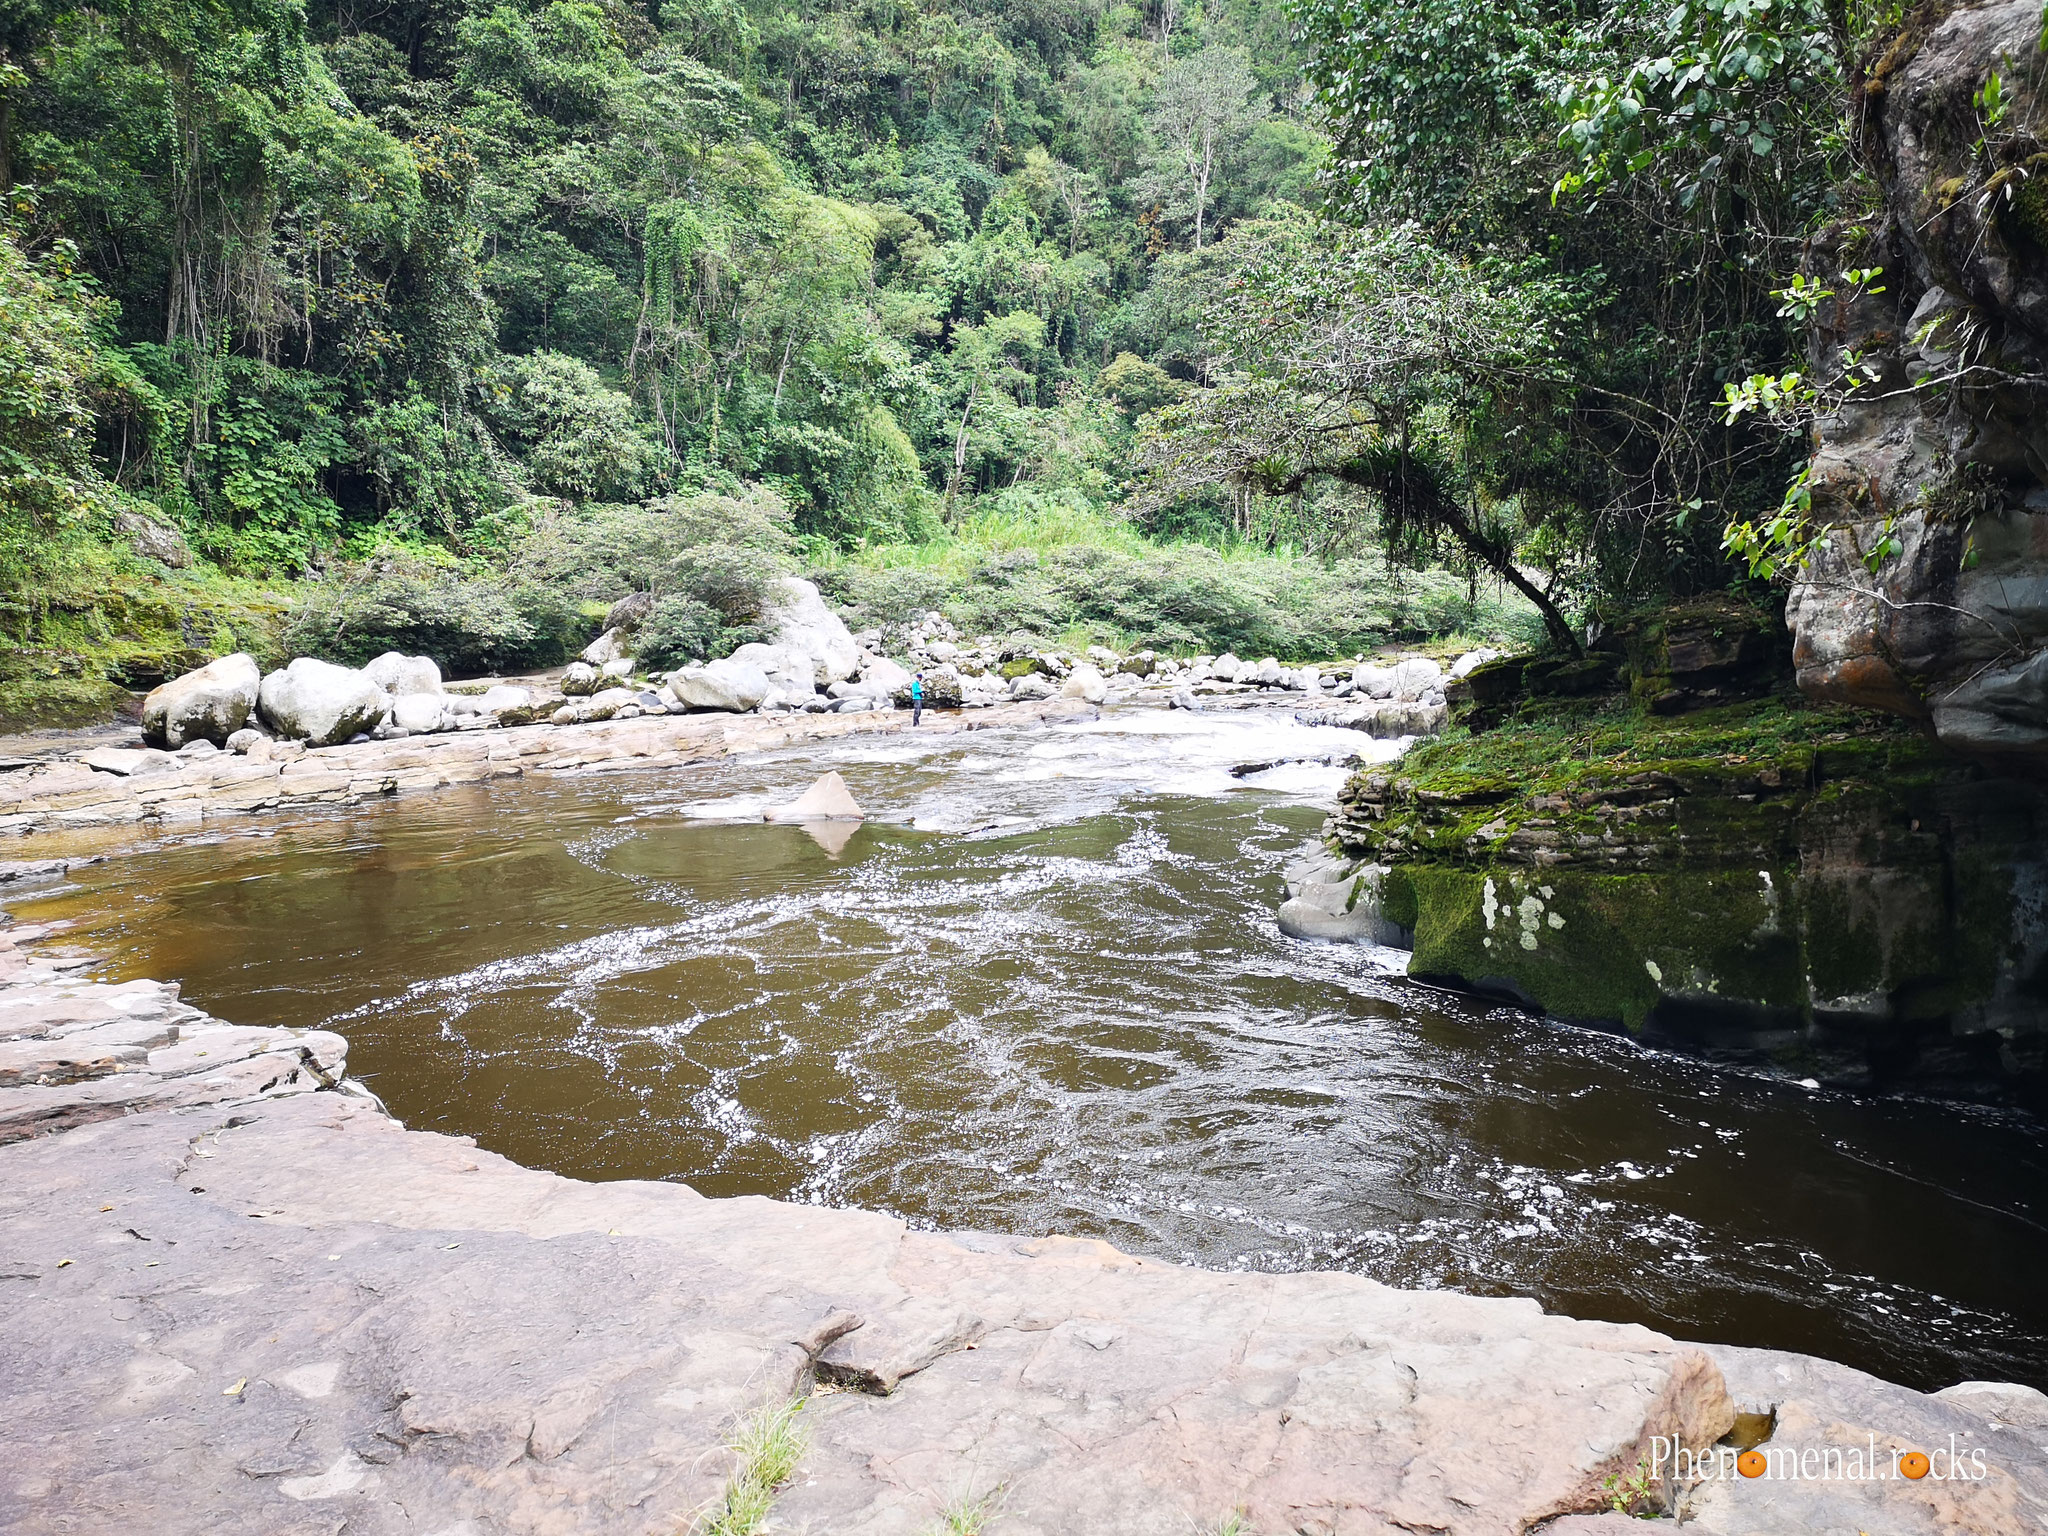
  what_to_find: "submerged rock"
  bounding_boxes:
[1277,848,1413,946]
[257,659,391,748]
[141,652,261,749]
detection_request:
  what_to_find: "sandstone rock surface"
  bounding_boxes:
[141,653,261,749]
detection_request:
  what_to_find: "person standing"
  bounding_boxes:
[911,671,924,726]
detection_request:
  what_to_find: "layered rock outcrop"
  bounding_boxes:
[1787,0,2048,764]
[1320,717,2048,1099]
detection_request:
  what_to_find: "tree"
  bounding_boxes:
[1134,215,1586,651]
[1142,47,1267,249]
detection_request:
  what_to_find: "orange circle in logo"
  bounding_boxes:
[1737,1450,1767,1478]
[1900,1450,1931,1480]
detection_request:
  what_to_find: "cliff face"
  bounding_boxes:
[1787,0,2048,764]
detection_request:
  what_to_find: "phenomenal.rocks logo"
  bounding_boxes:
[1652,1434,1992,1483]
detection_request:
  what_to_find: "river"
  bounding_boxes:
[12,702,2047,1394]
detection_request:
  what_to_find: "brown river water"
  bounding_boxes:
[11,704,2048,1393]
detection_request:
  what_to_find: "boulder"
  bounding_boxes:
[1254,657,1284,687]
[477,685,534,715]
[764,577,861,686]
[669,658,773,713]
[1277,850,1414,948]
[1451,648,1503,678]
[727,641,819,695]
[762,770,864,825]
[603,590,656,637]
[113,510,193,569]
[390,694,447,734]
[224,727,270,755]
[896,668,964,709]
[560,662,602,697]
[1392,657,1444,702]
[579,687,637,722]
[580,628,625,668]
[257,659,392,747]
[1060,664,1109,704]
[1352,663,1396,699]
[1210,653,1244,682]
[1120,651,1157,677]
[140,653,261,749]
[1009,673,1057,702]
[600,656,636,682]
[361,652,442,697]
[858,656,913,693]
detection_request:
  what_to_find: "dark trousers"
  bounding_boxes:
[912,700,922,725]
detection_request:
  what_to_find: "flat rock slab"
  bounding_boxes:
[0,955,2041,1535]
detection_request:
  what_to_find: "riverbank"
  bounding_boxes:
[0,696,1101,840]
[3,923,2044,1536]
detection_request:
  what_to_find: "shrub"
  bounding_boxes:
[283,556,582,674]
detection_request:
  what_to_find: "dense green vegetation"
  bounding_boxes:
[0,0,1897,722]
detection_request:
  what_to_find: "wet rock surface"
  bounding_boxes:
[0,922,2040,1535]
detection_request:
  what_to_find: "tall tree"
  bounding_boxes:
[1142,46,1267,249]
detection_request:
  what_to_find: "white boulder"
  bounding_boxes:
[257,659,391,747]
[560,662,601,697]
[391,694,447,734]
[1392,657,1444,702]
[1254,657,1284,687]
[764,577,860,686]
[764,771,863,823]
[669,658,773,713]
[1060,664,1109,704]
[1210,653,1243,682]
[1010,673,1057,701]
[727,641,818,695]
[1451,648,1504,679]
[1352,663,1396,699]
[141,653,261,749]
[477,685,533,714]
[362,652,442,697]
[580,628,625,667]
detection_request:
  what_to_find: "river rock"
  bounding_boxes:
[1392,657,1444,701]
[390,693,447,734]
[1452,648,1503,678]
[600,656,636,682]
[859,656,913,693]
[477,684,534,715]
[1121,650,1157,677]
[362,652,442,697]
[897,667,965,709]
[1211,653,1243,682]
[580,628,626,668]
[1278,849,1414,947]
[1060,663,1109,703]
[257,659,391,747]
[1253,656,1284,687]
[670,657,773,713]
[140,652,261,749]
[764,770,863,823]
[728,641,820,695]
[224,727,269,755]
[604,590,656,636]
[1353,663,1393,699]
[560,662,601,697]
[1010,673,1057,702]
[765,577,860,686]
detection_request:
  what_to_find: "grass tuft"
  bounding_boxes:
[690,1397,810,1536]
[924,1485,1006,1535]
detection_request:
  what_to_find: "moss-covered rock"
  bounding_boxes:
[1324,696,2048,1099]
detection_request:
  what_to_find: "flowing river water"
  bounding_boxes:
[12,703,2048,1394]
